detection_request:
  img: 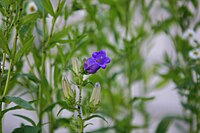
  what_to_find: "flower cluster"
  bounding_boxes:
[84,50,110,74]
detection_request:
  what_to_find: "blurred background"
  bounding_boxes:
[1,0,200,133]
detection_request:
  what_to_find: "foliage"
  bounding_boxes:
[0,0,199,133]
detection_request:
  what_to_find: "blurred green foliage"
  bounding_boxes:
[0,0,200,133]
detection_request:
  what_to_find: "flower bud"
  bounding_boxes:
[72,58,80,75]
[90,82,101,106]
[62,76,74,99]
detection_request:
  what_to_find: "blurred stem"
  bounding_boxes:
[0,103,2,133]
[0,53,5,133]
[0,28,18,133]
[47,1,61,132]
[38,10,46,129]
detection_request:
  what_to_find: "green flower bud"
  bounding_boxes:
[62,76,74,99]
[90,82,101,106]
[72,58,80,76]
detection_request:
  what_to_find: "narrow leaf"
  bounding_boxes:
[14,37,34,63]
[13,114,36,126]
[12,126,40,133]
[41,0,54,16]
[0,30,10,55]
[3,96,34,110]
[130,96,155,103]
[155,117,172,133]
[21,13,39,25]
[2,100,37,116]
[83,115,108,125]
[2,106,21,116]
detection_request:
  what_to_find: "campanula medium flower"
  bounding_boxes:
[84,50,110,74]
[90,82,101,106]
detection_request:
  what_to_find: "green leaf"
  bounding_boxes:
[130,96,155,103]
[12,125,40,133]
[43,103,57,113]
[99,0,113,5]
[55,0,65,17]
[155,116,185,133]
[3,96,34,110]
[41,0,55,17]
[90,127,114,133]
[155,117,172,133]
[11,73,39,83]
[2,100,37,116]
[13,114,36,126]
[2,106,21,116]
[57,107,65,116]
[14,37,34,63]
[83,115,109,125]
[47,27,71,49]
[0,30,10,55]
[54,118,71,129]
[155,79,169,89]
[21,13,39,25]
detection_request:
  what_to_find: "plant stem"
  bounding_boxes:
[1,28,18,133]
[2,30,18,97]
[77,87,84,133]
[38,10,46,129]
[1,53,6,78]
[0,103,2,133]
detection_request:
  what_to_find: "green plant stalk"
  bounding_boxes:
[0,29,18,133]
[0,103,2,133]
[77,86,84,133]
[1,53,6,78]
[0,52,6,94]
[0,9,9,132]
[2,31,18,97]
[38,10,46,129]
[45,1,61,132]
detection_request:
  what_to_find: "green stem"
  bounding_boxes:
[77,87,84,133]
[1,53,6,78]
[0,52,6,94]
[2,30,18,97]
[1,28,18,133]
[38,10,46,129]
[0,102,2,133]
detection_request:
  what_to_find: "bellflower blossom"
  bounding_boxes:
[84,50,110,74]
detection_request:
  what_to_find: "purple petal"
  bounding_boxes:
[84,50,110,74]
[106,57,110,63]
[99,50,106,56]
[101,65,106,69]
[84,57,100,74]
[92,52,99,58]
[84,57,95,70]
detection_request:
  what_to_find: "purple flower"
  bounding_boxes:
[84,50,110,74]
